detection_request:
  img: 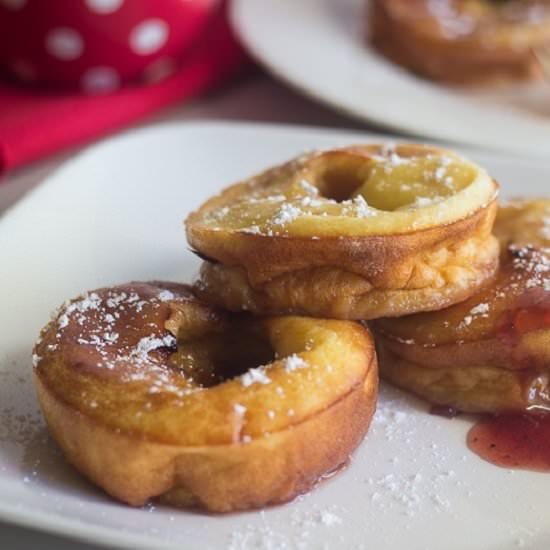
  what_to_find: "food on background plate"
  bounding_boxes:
[187,143,499,320]
[373,199,550,414]
[370,0,550,84]
[33,282,377,512]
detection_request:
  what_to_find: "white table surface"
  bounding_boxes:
[0,75,386,550]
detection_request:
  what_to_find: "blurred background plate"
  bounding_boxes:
[231,0,550,159]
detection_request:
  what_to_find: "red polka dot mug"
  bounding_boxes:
[0,0,219,92]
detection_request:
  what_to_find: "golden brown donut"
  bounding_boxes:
[33,282,377,512]
[373,199,550,413]
[187,144,499,320]
[370,0,550,84]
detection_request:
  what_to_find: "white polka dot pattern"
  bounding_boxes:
[0,0,216,88]
[84,0,124,14]
[129,19,169,55]
[45,28,84,61]
[81,66,120,93]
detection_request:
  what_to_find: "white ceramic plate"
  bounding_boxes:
[231,0,550,159]
[1,122,550,550]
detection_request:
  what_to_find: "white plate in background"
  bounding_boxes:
[231,0,550,158]
[1,122,550,550]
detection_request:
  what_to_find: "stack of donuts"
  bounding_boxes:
[33,142,550,512]
[369,0,550,84]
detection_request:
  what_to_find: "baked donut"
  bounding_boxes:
[373,199,550,413]
[186,144,499,320]
[370,0,550,84]
[33,282,377,512]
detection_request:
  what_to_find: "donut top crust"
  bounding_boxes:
[375,200,550,347]
[381,0,550,46]
[186,144,497,239]
[33,282,374,446]
[494,199,550,252]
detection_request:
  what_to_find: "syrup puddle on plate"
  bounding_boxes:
[468,413,550,472]
[431,403,550,472]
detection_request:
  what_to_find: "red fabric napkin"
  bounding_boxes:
[0,4,249,176]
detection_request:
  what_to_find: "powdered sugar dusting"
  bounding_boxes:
[511,246,550,292]
[298,179,319,195]
[233,403,247,416]
[283,354,308,372]
[319,510,342,526]
[426,0,476,38]
[241,367,271,387]
[34,284,199,400]
[340,194,378,218]
[157,289,175,302]
[134,334,176,358]
[362,386,473,521]
[271,203,303,226]
[409,195,445,209]
[55,292,101,327]
[227,505,346,550]
[469,303,489,316]
[241,225,262,235]
[457,243,550,329]
[459,302,491,329]
[223,382,487,549]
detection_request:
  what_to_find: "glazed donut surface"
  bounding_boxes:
[187,144,499,319]
[33,282,377,511]
[373,199,550,413]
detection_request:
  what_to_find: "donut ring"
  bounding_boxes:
[187,144,499,320]
[370,0,550,83]
[373,200,550,413]
[33,282,377,512]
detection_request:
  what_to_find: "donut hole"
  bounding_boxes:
[355,156,475,212]
[304,153,372,202]
[169,322,275,388]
